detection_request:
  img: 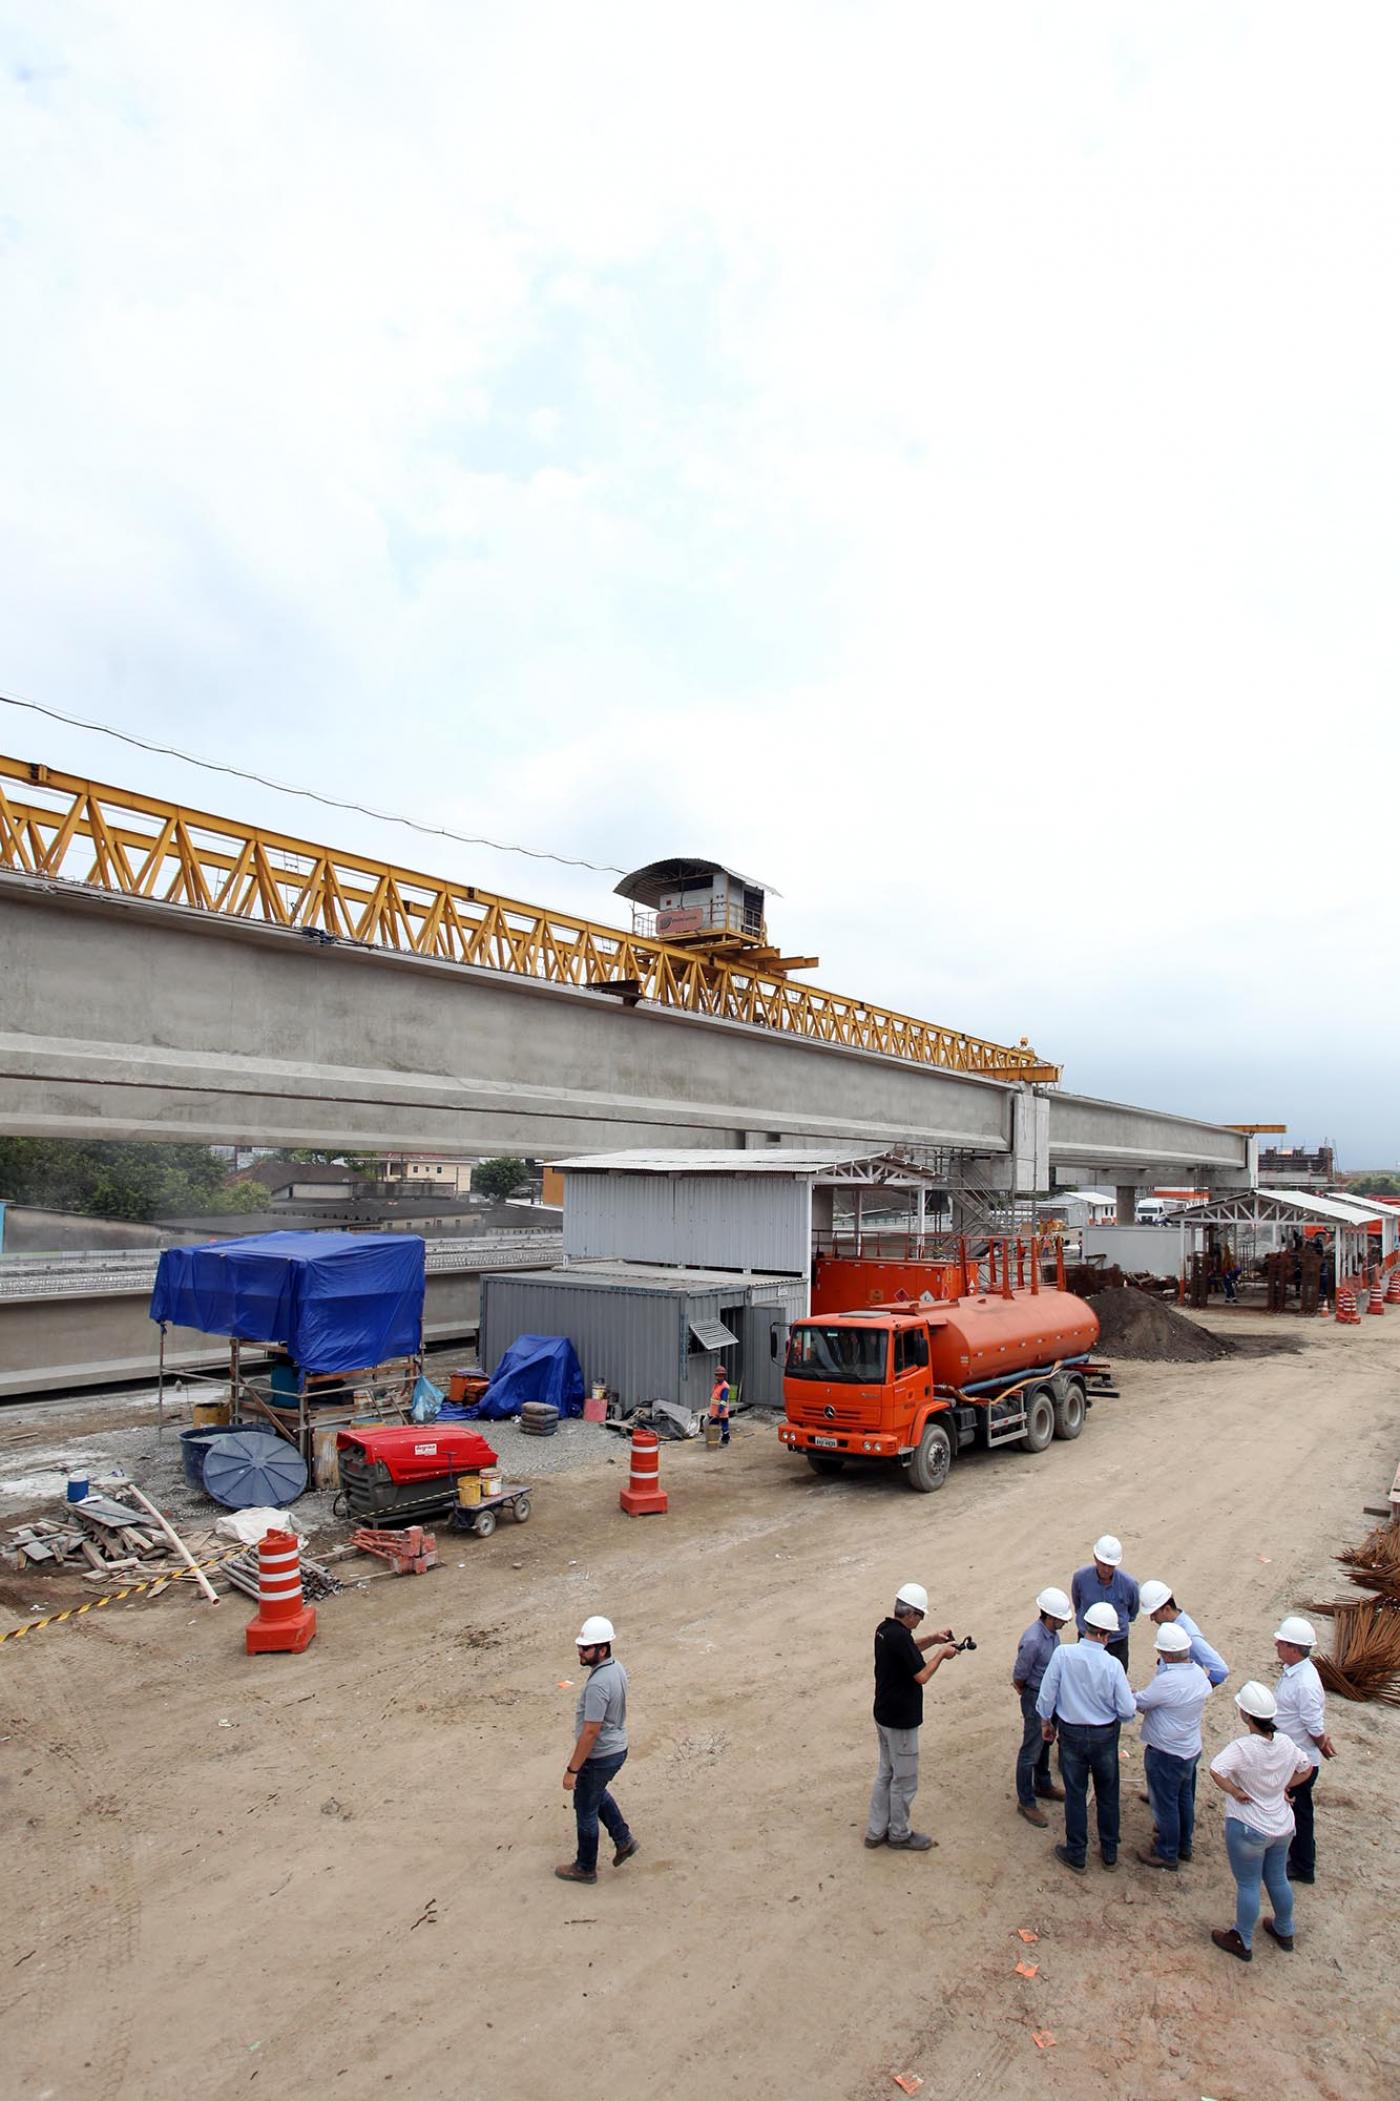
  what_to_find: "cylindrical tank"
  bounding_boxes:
[922,1289,1100,1387]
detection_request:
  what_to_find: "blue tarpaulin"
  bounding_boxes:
[150,1231,425,1376]
[474,1334,585,1420]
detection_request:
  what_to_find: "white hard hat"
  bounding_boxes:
[1154,1622,1192,1655]
[1139,1580,1173,1615]
[1236,1680,1278,1720]
[577,1615,615,1645]
[1084,1602,1120,1634]
[1092,1534,1123,1566]
[895,1582,929,1614]
[1274,1615,1316,1649]
[1036,1587,1072,1621]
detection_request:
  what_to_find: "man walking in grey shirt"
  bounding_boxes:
[556,1614,640,1885]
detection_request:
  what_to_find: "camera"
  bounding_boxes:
[951,1635,977,1653]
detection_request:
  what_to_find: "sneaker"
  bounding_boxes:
[554,1862,598,1884]
[1263,1919,1294,1951]
[1100,1851,1118,1870]
[1135,1847,1177,1871]
[1211,1927,1251,1962]
[1054,1844,1087,1876]
[1287,1868,1315,1885]
[1017,1803,1049,1828]
[863,1833,888,1848]
[887,1832,934,1851]
[613,1837,641,1868]
[1035,1783,1065,1802]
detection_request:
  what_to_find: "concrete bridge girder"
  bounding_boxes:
[0,876,1250,1185]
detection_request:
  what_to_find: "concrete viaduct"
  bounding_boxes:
[0,873,1249,1192]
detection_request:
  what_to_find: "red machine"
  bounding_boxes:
[335,1425,498,1521]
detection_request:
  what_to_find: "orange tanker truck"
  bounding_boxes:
[779,1282,1115,1492]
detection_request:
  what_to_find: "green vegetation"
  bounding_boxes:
[0,1138,269,1223]
[1345,1172,1400,1196]
[473,1156,529,1202]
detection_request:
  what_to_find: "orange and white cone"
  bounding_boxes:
[245,1528,316,1654]
[619,1427,668,1517]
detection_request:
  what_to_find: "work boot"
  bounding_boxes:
[613,1837,641,1868]
[1263,1919,1294,1951]
[1211,1927,1251,1962]
[1053,1844,1086,1876]
[863,1833,888,1848]
[1017,1802,1049,1828]
[887,1832,934,1851]
[1100,1851,1118,1869]
[1035,1783,1065,1802]
[554,1862,598,1884]
[1135,1846,1177,1871]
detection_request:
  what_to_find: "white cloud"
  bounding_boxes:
[1,2,1397,1158]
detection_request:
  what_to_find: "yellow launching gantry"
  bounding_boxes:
[0,755,1061,1083]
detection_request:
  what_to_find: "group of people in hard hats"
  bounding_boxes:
[552,1531,1337,1965]
[864,1531,1336,1963]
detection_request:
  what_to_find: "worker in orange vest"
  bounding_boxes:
[709,1363,732,1446]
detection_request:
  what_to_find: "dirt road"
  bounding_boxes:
[4,1314,1399,2101]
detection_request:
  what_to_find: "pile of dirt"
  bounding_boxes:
[1087,1284,1234,1363]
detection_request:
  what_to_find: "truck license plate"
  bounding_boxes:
[812,1435,838,1448]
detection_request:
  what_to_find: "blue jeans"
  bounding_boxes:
[1056,1720,1121,1863]
[1225,1816,1294,1949]
[573,1750,632,1874]
[1144,1744,1197,1863]
[1016,1688,1054,1806]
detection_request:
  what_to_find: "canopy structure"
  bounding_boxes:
[150,1231,426,1375]
[1169,1187,1397,1267]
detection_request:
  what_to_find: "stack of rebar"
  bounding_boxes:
[1305,1516,1400,1704]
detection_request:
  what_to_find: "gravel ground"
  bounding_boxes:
[0,1382,776,1546]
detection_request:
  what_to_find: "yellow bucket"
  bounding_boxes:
[192,1400,231,1429]
[458,1474,483,1506]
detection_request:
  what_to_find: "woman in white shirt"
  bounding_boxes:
[1207,1681,1314,1960]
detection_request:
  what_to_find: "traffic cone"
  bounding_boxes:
[619,1427,669,1517]
[1386,1270,1400,1305]
[1335,1285,1360,1326]
[1366,1273,1386,1315]
[245,1529,316,1654]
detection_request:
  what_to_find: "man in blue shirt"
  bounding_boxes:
[1133,1622,1213,1869]
[1071,1533,1140,1669]
[1037,1600,1137,1873]
[1011,1587,1071,1826]
[1137,1580,1229,1684]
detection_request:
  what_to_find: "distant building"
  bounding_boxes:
[1258,1145,1335,1188]
[374,1155,474,1195]
[227,1160,358,1203]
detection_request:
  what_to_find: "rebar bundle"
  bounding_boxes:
[1313,1598,1400,1706]
[1336,1522,1400,1603]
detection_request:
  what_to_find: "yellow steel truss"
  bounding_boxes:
[0,755,1060,1082]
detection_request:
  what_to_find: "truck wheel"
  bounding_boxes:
[1020,1391,1055,1453]
[806,1454,846,1477]
[1053,1382,1086,1441]
[908,1421,952,1493]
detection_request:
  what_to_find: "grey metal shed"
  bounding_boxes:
[480,1262,808,1413]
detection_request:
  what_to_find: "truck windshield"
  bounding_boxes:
[787,1325,889,1383]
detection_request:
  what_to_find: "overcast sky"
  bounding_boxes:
[2,4,1397,1163]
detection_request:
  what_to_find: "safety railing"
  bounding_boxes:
[0,755,1060,1081]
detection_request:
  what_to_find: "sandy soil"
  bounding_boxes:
[3,1310,1399,2101]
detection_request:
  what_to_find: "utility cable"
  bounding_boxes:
[0,689,628,877]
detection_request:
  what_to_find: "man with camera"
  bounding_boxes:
[865,1581,963,1854]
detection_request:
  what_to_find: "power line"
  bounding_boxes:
[0,689,628,878]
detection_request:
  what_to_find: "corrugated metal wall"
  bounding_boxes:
[480,1270,808,1411]
[563,1173,810,1274]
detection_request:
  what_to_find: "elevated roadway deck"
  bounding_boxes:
[0,876,1249,1187]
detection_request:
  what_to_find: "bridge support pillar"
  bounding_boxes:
[1116,1183,1140,1225]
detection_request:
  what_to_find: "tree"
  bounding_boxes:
[1347,1173,1400,1196]
[473,1156,529,1202]
[0,1137,243,1223]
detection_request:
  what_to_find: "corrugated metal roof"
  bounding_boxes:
[549,1148,885,1176]
[491,1260,798,1292]
[689,1317,739,1351]
[1174,1188,1384,1227]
